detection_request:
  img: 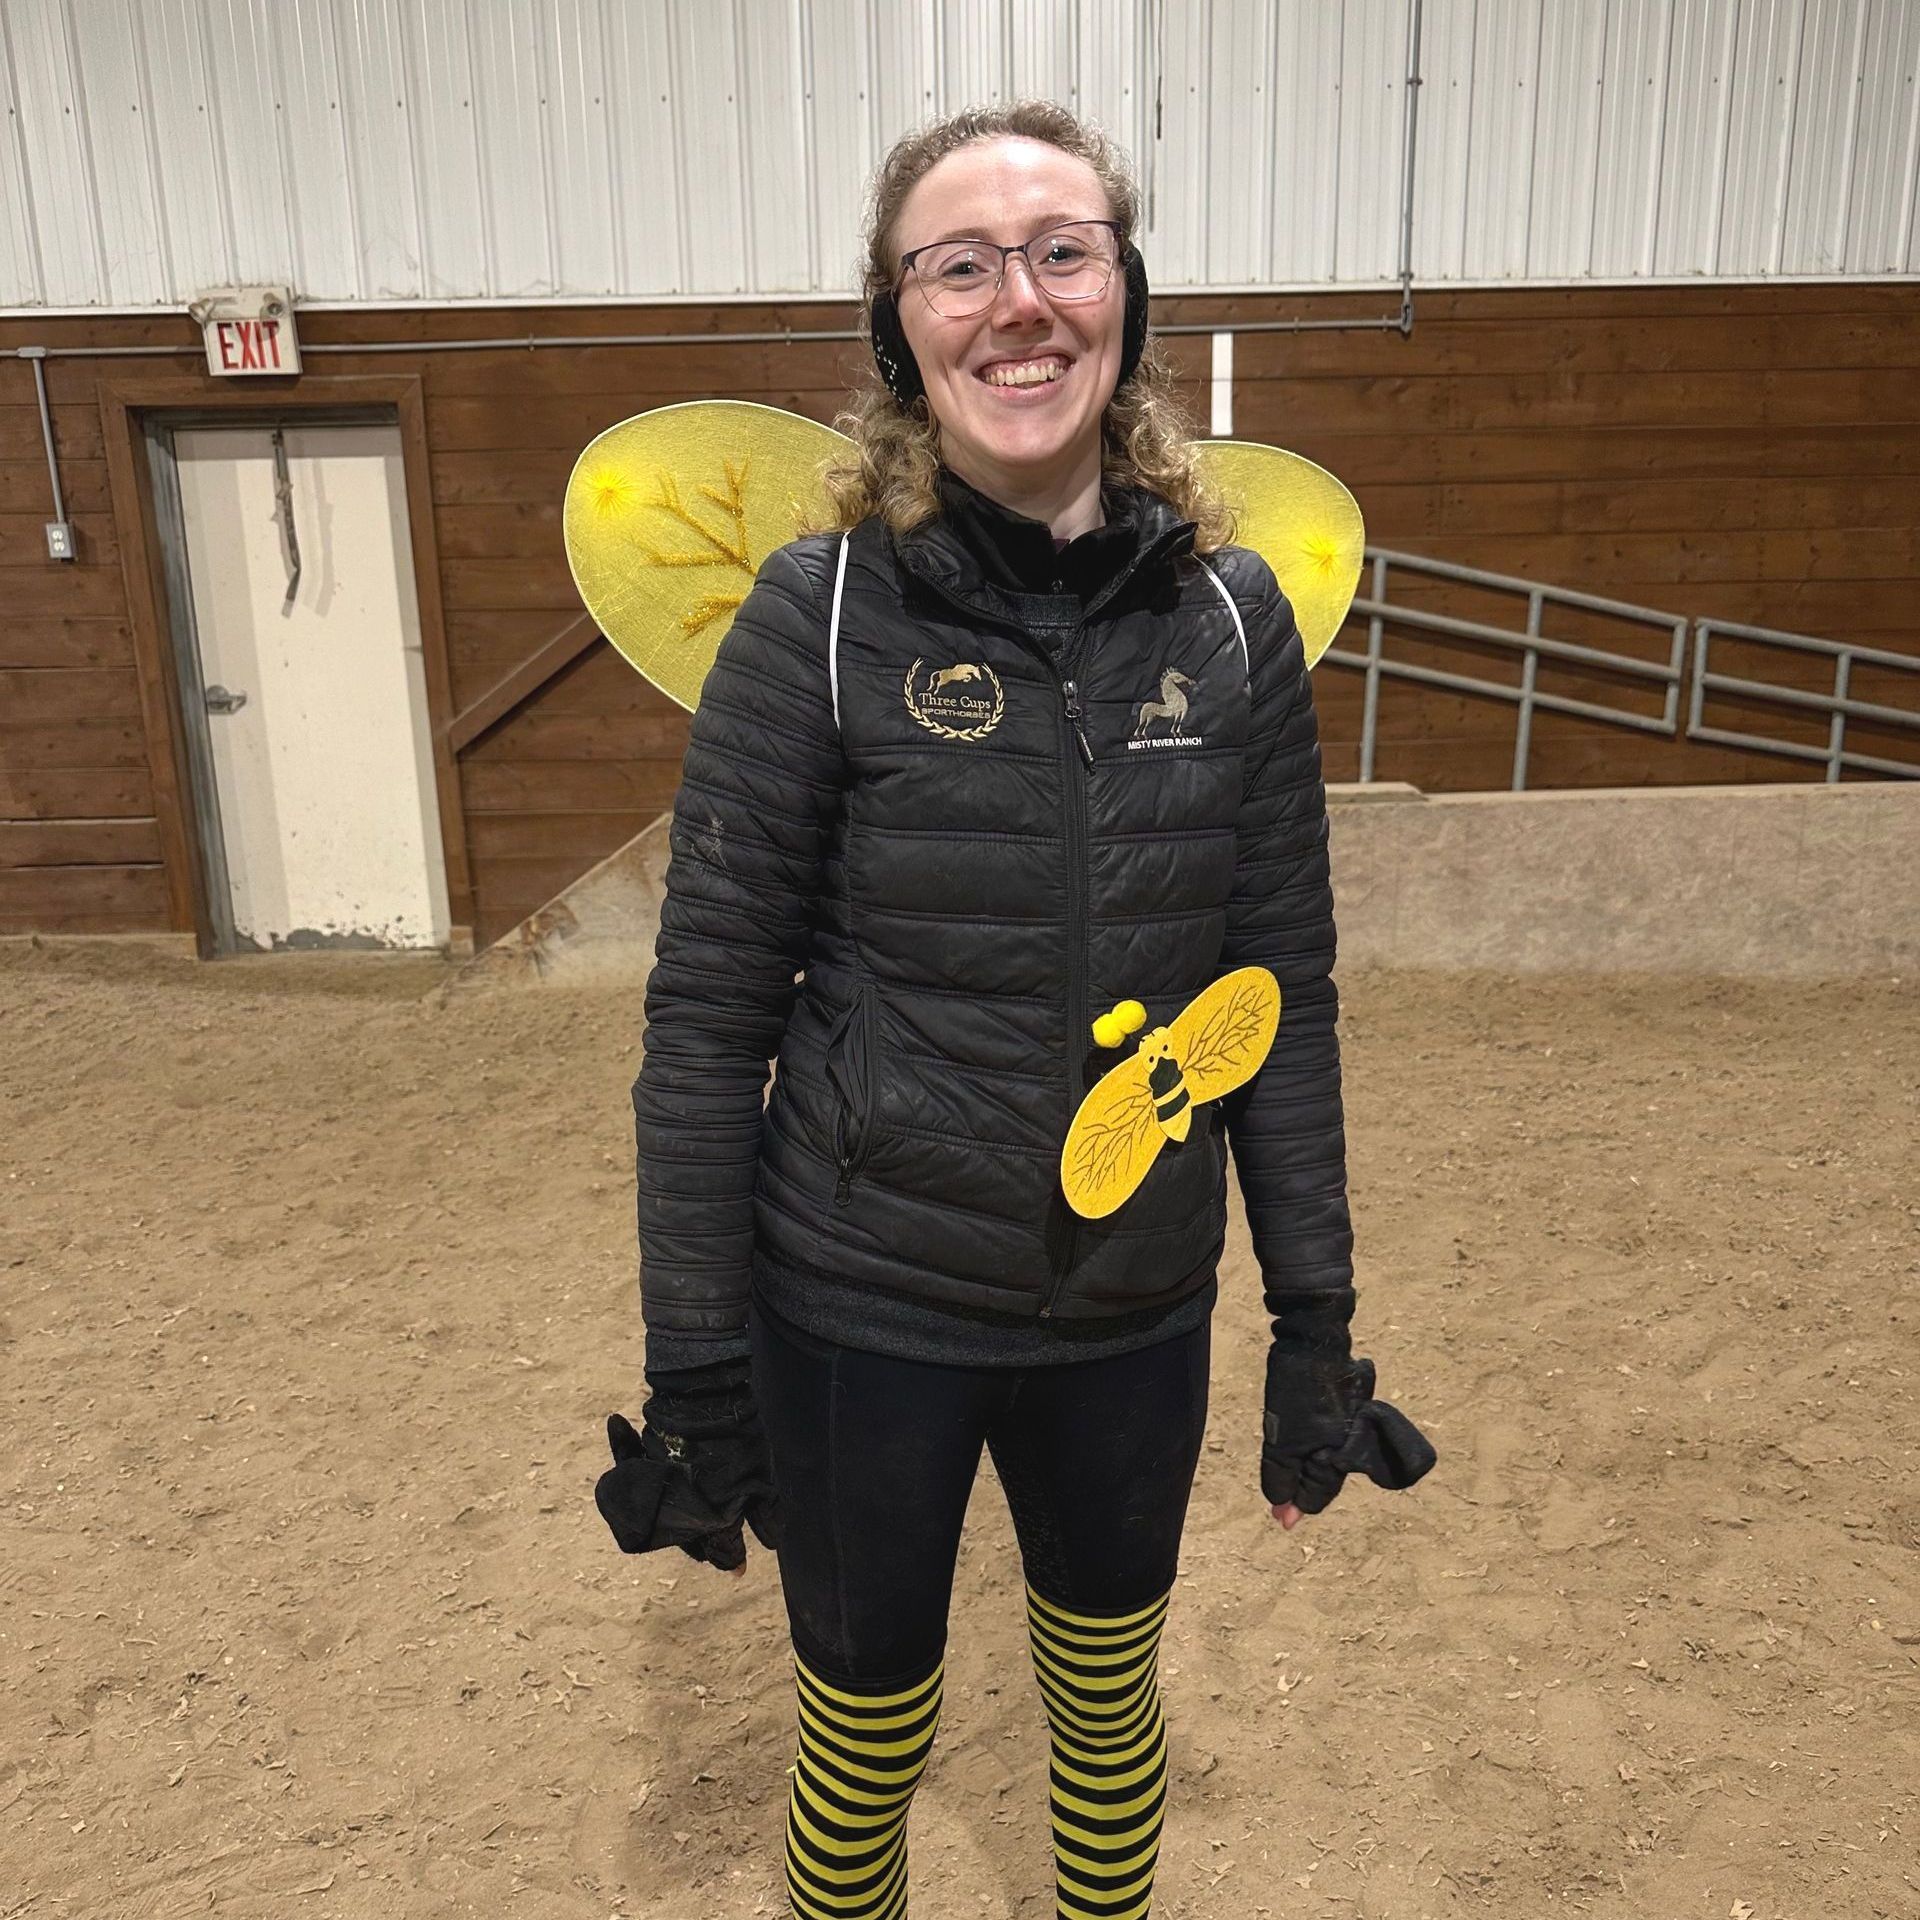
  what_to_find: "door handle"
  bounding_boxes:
[204,684,248,715]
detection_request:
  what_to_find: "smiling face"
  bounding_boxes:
[889,136,1125,500]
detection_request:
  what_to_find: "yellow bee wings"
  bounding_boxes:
[563,403,1362,713]
[1060,967,1281,1220]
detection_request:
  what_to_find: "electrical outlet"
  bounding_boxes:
[45,521,75,561]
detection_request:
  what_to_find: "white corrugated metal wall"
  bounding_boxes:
[0,0,1915,310]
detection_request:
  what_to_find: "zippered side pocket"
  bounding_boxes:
[826,980,880,1204]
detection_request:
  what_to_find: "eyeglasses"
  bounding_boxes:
[894,220,1125,317]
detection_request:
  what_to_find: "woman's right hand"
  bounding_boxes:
[593,1356,782,1572]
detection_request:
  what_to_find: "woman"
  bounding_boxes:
[597,100,1435,1920]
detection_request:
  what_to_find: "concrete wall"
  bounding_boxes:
[1327,780,1916,976]
[460,779,1917,989]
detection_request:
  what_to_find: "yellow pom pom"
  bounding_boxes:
[1092,999,1150,1048]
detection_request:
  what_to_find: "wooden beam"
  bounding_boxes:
[447,612,603,750]
[391,374,478,936]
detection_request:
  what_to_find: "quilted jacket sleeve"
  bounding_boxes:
[630,540,843,1373]
[1214,557,1437,1514]
[1215,559,1355,1352]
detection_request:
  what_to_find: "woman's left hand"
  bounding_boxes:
[1270,1501,1306,1529]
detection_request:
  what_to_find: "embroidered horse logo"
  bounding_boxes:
[1131,668,1197,739]
[904,657,1005,741]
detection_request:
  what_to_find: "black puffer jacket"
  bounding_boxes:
[632,472,1361,1399]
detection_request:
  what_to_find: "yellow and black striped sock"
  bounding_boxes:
[781,1646,944,1919]
[1025,1579,1172,1920]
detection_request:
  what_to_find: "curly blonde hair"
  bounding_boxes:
[807,99,1235,554]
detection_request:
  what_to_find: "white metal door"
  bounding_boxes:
[174,422,449,950]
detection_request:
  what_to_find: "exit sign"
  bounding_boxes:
[193,285,302,376]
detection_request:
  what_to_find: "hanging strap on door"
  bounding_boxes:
[270,425,302,606]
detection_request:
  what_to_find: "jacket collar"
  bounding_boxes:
[891,464,1197,629]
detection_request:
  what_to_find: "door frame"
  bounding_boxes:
[100,374,475,959]
[147,406,444,955]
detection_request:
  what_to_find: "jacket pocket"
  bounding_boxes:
[825,981,880,1204]
[1128,1101,1224,1236]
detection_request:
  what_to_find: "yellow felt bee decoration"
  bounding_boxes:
[1061,968,1281,1219]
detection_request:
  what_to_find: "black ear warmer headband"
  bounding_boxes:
[869,241,1151,413]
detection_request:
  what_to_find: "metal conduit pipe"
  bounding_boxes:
[6,17,1430,375]
[15,320,1400,534]
[17,345,68,526]
[0,304,1409,364]
[3,0,1429,529]
[1,304,1415,525]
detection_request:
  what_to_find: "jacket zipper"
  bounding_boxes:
[834,1137,864,1203]
[1062,677,1095,769]
[893,560,1131,1321]
[1039,631,1093,1319]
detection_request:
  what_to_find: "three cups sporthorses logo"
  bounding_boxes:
[904,658,1005,740]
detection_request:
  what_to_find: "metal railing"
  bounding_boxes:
[1689,620,1920,782]
[1322,547,1920,789]
[1326,549,1690,789]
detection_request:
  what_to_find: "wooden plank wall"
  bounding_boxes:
[1,282,1913,945]
[1256,284,1920,793]
[0,367,165,935]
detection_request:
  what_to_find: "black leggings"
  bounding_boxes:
[747,1290,1212,1919]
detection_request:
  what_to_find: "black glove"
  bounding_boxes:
[1262,1351,1436,1516]
[594,1355,782,1571]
